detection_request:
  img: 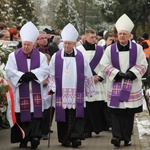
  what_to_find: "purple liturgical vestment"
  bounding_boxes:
[89,45,104,70]
[55,49,84,122]
[15,48,42,122]
[110,42,137,107]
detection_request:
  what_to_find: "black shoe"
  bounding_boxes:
[72,139,81,148]
[84,132,92,138]
[62,140,71,147]
[124,141,132,146]
[31,138,40,149]
[50,129,53,133]
[95,131,100,135]
[42,134,48,140]
[19,142,27,148]
[111,138,120,147]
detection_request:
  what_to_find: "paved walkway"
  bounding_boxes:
[1,100,150,150]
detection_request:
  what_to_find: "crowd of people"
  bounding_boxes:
[0,13,149,149]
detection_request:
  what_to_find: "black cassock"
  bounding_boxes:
[11,113,42,144]
[57,109,85,145]
[84,101,108,134]
[109,106,142,142]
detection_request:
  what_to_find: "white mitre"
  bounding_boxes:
[20,21,39,43]
[61,23,79,42]
[115,14,134,33]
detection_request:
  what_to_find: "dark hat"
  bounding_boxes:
[142,32,149,39]
[43,28,55,34]
[137,37,144,43]
[49,29,56,35]
[97,30,104,37]
[0,33,4,38]
[43,28,51,34]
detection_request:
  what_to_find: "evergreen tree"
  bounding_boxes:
[75,0,108,33]
[53,0,105,34]
[0,0,38,28]
[12,0,39,27]
[0,0,14,25]
[34,0,150,37]
[34,0,52,28]
[54,0,80,32]
[96,0,150,38]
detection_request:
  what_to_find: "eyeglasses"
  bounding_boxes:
[38,37,47,40]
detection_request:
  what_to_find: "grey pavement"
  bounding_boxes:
[0,111,150,150]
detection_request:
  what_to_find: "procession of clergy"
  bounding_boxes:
[5,13,148,149]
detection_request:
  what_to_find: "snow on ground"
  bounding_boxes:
[135,97,150,139]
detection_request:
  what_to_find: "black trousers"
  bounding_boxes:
[11,113,42,143]
[84,101,108,133]
[111,112,134,142]
[41,107,55,135]
[57,109,85,144]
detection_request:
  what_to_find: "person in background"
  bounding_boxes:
[55,29,61,36]
[102,31,117,131]
[129,34,136,43]
[0,22,7,31]
[137,37,144,44]
[5,22,49,149]
[96,30,104,44]
[97,30,107,46]
[15,26,22,48]
[103,31,115,49]
[111,26,118,43]
[43,28,56,44]
[48,23,95,148]
[55,29,63,49]
[77,28,108,138]
[0,29,10,41]
[36,31,59,57]
[76,34,86,47]
[0,33,4,41]
[100,14,148,147]
[36,31,49,54]
[8,27,18,41]
[36,31,57,136]
[41,53,55,140]
[139,32,150,88]
[49,35,60,56]
[141,32,150,59]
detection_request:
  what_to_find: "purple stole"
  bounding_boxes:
[55,49,84,122]
[15,48,42,122]
[110,42,137,107]
[89,45,104,70]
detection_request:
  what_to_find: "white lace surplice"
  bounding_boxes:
[48,48,95,109]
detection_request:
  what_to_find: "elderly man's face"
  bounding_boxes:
[63,41,75,54]
[22,41,34,54]
[117,30,131,45]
